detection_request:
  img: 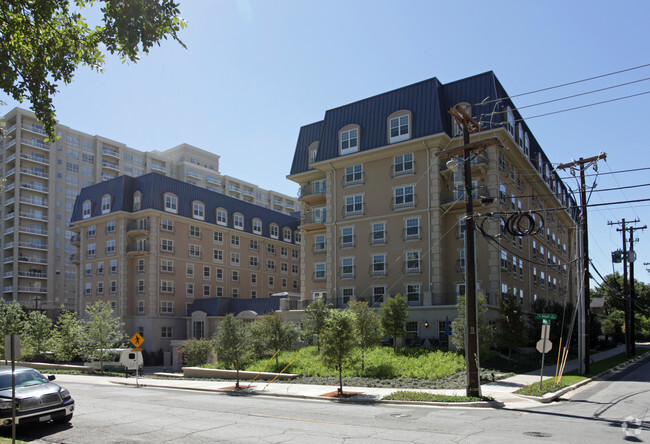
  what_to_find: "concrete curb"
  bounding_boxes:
[108,379,503,408]
[519,350,650,403]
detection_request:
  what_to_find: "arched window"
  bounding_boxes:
[133,191,143,212]
[192,201,205,220]
[388,110,412,143]
[339,124,360,156]
[164,193,178,213]
[269,223,279,239]
[233,213,244,230]
[82,200,92,219]
[216,208,227,226]
[101,194,112,214]
[252,218,262,234]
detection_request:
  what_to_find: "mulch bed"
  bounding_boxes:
[320,390,362,398]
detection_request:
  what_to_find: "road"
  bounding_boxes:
[5,355,650,443]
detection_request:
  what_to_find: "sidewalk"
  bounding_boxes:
[58,343,647,410]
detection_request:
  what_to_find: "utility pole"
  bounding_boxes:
[557,153,606,375]
[627,224,645,356]
[437,105,499,398]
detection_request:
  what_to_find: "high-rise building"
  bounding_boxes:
[0,107,298,314]
[288,71,578,345]
[68,173,301,352]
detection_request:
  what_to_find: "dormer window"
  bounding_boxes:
[389,113,410,143]
[252,218,262,235]
[193,201,205,220]
[234,213,244,230]
[133,191,142,211]
[82,200,92,219]
[506,106,515,135]
[270,224,279,239]
[283,227,292,242]
[309,143,318,166]
[164,193,178,213]
[216,208,227,226]
[101,194,112,214]
[340,127,359,156]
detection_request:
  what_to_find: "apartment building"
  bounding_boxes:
[0,107,298,315]
[68,173,301,352]
[288,71,578,345]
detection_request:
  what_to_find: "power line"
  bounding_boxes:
[475,63,650,106]
[557,166,650,180]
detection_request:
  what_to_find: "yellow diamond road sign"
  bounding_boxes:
[130,333,145,348]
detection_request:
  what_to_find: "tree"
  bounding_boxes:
[22,310,53,359]
[380,294,408,351]
[259,313,298,368]
[51,308,83,363]
[179,338,213,367]
[81,301,125,371]
[214,314,252,389]
[451,293,494,353]
[303,298,330,351]
[348,301,381,371]
[320,310,357,396]
[0,301,26,359]
[0,0,187,139]
[496,292,527,361]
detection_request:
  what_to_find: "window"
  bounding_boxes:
[97,261,105,276]
[406,284,421,304]
[137,300,145,314]
[292,248,299,259]
[270,224,279,239]
[280,246,288,258]
[101,195,112,214]
[234,213,244,230]
[161,327,173,338]
[373,254,386,276]
[216,209,227,226]
[214,231,223,244]
[249,256,259,268]
[110,280,117,294]
[501,251,508,270]
[106,240,115,255]
[192,201,205,220]
[268,276,274,288]
[267,259,275,271]
[136,279,145,294]
[231,252,240,266]
[341,227,354,248]
[459,249,466,273]
[314,234,325,252]
[309,145,318,165]
[216,268,224,281]
[295,231,301,244]
[161,281,174,294]
[249,239,258,251]
[251,273,257,286]
[406,250,420,273]
[341,257,354,279]
[373,286,386,305]
[186,263,195,277]
[405,217,420,240]
[232,270,239,283]
[164,194,178,213]
[231,235,240,247]
[87,225,96,238]
[189,244,201,259]
[342,288,354,305]
[281,262,288,274]
[186,283,195,298]
[314,263,326,280]
[161,218,174,232]
[203,285,211,297]
[252,219,262,234]
[283,228,292,242]
[189,225,201,239]
[85,264,91,277]
[506,106,515,135]
[371,222,386,244]
[96,282,104,296]
[82,200,92,219]
[106,220,115,234]
[161,239,174,253]
[267,244,276,255]
[394,185,414,209]
[232,288,239,298]
[345,194,363,216]
[87,243,96,258]
[344,164,363,185]
[389,115,410,143]
[292,264,299,275]
[340,128,359,155]
[213,249,223,263]
[135,260,143,274]
[133,192,144,210]
[393,153,413,176]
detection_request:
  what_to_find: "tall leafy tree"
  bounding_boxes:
[178,338,213,367]
[0,301,26,359]
[214,314,252,389]
[496,292,527,361]
[303,298,330,351]
[23,310,53,359]
[380,294,408,351]
[260,313,298,368]
[51,308,83,363]
[348,301,381,371]
[451,293,494,353]
[320,310,357,396]
[81,300,125,371]
[0,0,187,139]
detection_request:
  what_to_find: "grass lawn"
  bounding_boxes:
[383,390,493,403]
[566,346,649,377]
[515,375,586,397]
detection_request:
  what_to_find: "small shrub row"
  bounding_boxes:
[383,390,493,403]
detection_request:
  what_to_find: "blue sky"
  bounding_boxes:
[2,0,650,287]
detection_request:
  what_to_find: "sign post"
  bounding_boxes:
[130,333,145,387]
[536,315,555,390]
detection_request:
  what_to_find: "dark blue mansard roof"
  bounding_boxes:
[71,173,300,237]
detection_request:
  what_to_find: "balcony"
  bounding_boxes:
[71,234,81,245]
[21,138,50,151]
[101,160,120,171]
[19,196,48,208]
[102,147,119,158]
[17,285,47,293]
[19,182,48,193]
[299,182,327,205]
[440,185,492,207]
[18,211,48,222]
[21,123,46,136]
[300,211,326,231]
[16,241,47,251]
[127,220,149,236]
[19,167,49,179]
[20,152,49,165]
[3,287,13,293]
[70,253,80,264]
[16,271,47,279]
[127,244,150,257]
[151,163,167,173]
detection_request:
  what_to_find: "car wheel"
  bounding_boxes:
[54,413,73,424]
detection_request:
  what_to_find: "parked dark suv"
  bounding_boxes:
[0,366,74,427]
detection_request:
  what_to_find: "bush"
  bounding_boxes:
[179,338,213,367]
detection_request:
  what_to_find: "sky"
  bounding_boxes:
[2,0,650,288]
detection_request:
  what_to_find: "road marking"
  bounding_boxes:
[249,413,343,425]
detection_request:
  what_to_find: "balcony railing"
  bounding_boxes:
[21,138,49,151]
[19,167,48,179]
[300,182,327,198]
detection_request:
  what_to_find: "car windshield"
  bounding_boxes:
[0,369,49,391]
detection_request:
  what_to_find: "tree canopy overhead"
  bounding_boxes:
[0,0,186,139]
